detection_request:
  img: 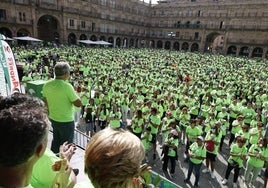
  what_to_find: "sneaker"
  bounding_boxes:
[194,183,199,187]
[202,168,210,173]
[210,171,215,179]
[233,182,237,188]
[170,173,174,179]
[221,179,228,185]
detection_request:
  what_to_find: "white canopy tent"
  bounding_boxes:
[78,40,97,44]
[94,40,112,45]
[13,36,42,42]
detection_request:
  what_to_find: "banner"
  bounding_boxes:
[0,34,21,96]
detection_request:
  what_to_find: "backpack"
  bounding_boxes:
[206,140,215,152]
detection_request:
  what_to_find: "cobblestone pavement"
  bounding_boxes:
[48,127,265,188]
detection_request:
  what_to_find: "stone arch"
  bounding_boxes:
[164,41,171,50]
[150,40,155,48]
[37,15,59,42]
[90,35,97,41]
[79,34,87,40]
[239,46,249,57]
[251,47,263,58]
[68,33,76,45]
[116,37,121,47]
[191,43,199,52]
[108,36,114,47]
[227,45,237,55]
[204,32,224,53]
[123,38,128,48]
[173,42,179,50]
[16,28,30,45]
[129,38,134,48]
[157,40,163,49]
[181,42,189,51]
[0,27,13,38]
[99,35,106,41]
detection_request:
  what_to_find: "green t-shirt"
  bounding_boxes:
[131,117,144,134]
[228,143,247,168]
[186,126,202,142]
[43,79,79,122]
[141,132,152,150]
[189,142,206,164]
[247,144,268,168]
[148,115,161,134]
[31,149,70,188]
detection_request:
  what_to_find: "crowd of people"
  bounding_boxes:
[2,45,268,188]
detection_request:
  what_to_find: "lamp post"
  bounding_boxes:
[167,31,176,52]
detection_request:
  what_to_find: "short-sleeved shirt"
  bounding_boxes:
[247,144,268,168]
[142,132,152,150]
[189,142,206,164]
[186,126,202,143]
[228,143,247,168]
[31,149,71,188]
[43,79,79,122]
[148,115,161,134]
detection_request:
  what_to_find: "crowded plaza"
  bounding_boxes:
[1,43,268,188]
[16,44,268,187]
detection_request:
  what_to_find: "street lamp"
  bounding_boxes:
[167,31,176,51]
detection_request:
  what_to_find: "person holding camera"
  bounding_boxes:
[221,136,247,188]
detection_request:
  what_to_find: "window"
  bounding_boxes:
[219,21,224,29]
[69,19,74,26]
[197,10,202,17]
[81,21,85,28]
[194,32,199,40]
[19,12,22,21]
[0,9,6,20]
[92,22,95,31]
[23,13,26,21]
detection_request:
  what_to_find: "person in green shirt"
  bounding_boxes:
[43,62,82,153]
[148,107,161,160]
[131,109,145,139]
[222,136,247,188]
[184,136,206,187]
[202,122,222,179]
[229,115,244,147]
[141,126,153,163]
[161,129,179,178]
[244,137,268,187]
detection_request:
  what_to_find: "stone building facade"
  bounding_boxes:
[0,0,268,58]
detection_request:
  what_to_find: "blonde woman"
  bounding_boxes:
[84,128,150,188]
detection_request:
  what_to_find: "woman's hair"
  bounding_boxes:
[84,128,145,188]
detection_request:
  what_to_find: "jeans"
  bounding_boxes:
[244,162,262,183]
[224,162,241,183]
[50,119,74,153]
[186,160,202,185]
[162,155,176,174]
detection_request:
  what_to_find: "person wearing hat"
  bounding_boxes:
[184,136,206,187]
[161,128,179,178]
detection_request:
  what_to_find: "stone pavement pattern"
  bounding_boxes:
[48,131,265,188]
